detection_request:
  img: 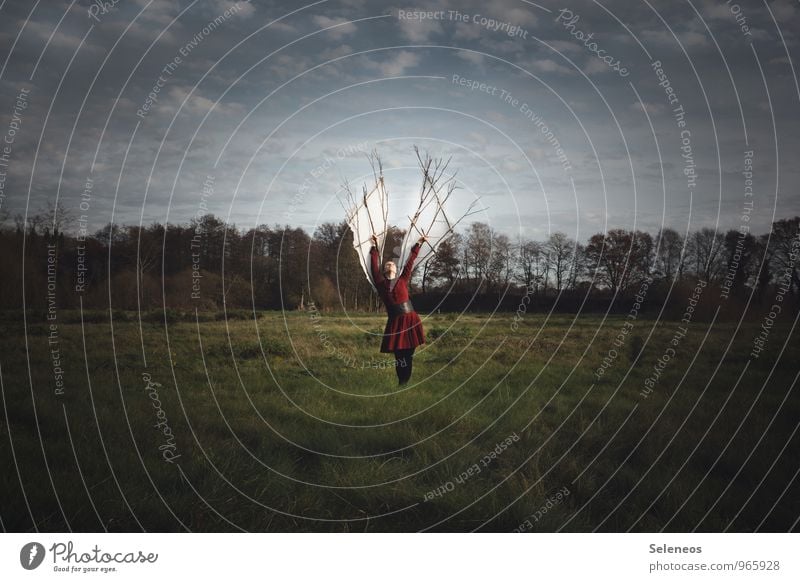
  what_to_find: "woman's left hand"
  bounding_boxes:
[418,234,428,245]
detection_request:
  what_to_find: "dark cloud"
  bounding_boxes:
[0,0,797,239]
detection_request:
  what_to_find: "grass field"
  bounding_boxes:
[1,308,799,532]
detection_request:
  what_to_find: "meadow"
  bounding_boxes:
[1,308,798,532]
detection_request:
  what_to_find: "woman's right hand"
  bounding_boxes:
[370,234,378,246]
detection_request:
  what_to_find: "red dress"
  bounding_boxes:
[370,243,426,353]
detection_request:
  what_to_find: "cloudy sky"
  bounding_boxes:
[0,0,798,241]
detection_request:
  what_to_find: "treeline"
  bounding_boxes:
[1,209,798,316]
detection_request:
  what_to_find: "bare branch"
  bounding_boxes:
[344,146,486,290]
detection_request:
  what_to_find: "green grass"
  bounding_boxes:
[1,309,798,532]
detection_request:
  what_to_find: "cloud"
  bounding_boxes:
[630,101,665,115]
[130,0,182,25]
[523,57,573,76]
[476,37,524,56]
[319,44,354,61]
[0,0,793,239]
[161,85,246,118]
[540,39,584,55]
[397,18,444,43]
[467,131,489,146]
[453,21,483,41]
[268,20,298,34]
[268,53,313,78]
[486,110,513,125]
[25,21,102,55]
[364,50,421,76]
[770,0,799,20]
[311,15,358,40]
[641,29,709,48]
[769,55,790,65]
[700,0,732,20]
[582,57,609,76]
[501,158,524,172]
[211,1,256,19]
[456,51,486,67]
[680,30,711,47]
[492,6,538,28]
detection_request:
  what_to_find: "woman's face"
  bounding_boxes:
[383,261,397,279]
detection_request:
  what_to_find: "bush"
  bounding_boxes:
[428,326,446,340]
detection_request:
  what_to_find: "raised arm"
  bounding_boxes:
[370,244,384,285]
[400,242,422,281]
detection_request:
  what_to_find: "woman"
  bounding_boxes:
[370,234,427,385]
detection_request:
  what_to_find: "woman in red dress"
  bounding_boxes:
[370,234,427,385]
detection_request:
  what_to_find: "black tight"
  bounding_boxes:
[394,348,415,385]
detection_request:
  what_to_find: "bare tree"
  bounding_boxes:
[585,229,653,296]
[488,232,514,292]
[517,238,548,295]
[428,232,462,289]
[722,228,758,295]
[754,232,774,304]
[545,232,575,292]
[769,217,800,297]
[654,227,685,282]
[343,148,480,293]
[93,223,127,245]
[567,242,588,291]
[687,227,725,282]
[465,222,493,291]
[36,200,74,236]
